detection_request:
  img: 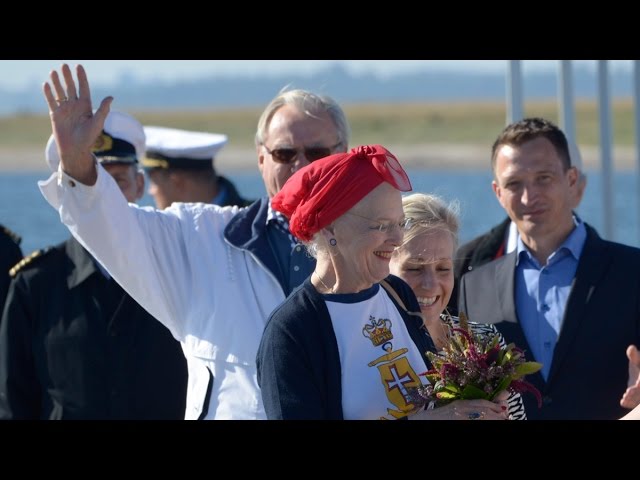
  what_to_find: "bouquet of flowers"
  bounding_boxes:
[413,313,543,409]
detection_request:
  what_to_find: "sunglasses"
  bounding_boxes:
[262,142,342,164]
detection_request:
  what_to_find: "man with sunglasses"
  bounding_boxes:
[39,64,349,419]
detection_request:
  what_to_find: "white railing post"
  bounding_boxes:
[597,60,614,240]
[507,60,524,124]
[558,61,576,142]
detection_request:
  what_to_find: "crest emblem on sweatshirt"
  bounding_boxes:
[362,315,393,347]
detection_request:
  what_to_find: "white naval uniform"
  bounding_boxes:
[39,163,287,419]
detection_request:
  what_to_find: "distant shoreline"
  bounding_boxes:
[0,144,637,173]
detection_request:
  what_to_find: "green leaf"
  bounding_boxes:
[460,384,490,400]
[514,361,543,376]
[503,344,515,362]
[497,348,506,365]
[490,377,512,399]
[436,391,458,400]
[442,383,462,394]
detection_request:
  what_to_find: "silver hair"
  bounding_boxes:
[255,88,350,150]
[302,231,331,260]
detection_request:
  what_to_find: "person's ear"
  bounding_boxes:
[492,179,510,212]
[257,145,266,170]
[567,165,579,187]
[492,179,501,200]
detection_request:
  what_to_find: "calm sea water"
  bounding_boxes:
[1,169,639,256]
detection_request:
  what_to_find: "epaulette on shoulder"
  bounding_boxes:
[9,247,52,277]
[1,224,21,246]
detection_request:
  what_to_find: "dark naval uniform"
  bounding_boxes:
[217,175,253,208]
[0,237,188,420]
[0,224,23,315]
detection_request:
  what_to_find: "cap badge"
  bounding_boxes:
[92,132,114,154]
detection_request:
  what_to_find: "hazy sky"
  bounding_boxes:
[0,60,633,92]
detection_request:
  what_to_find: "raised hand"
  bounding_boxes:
[43,64,113,185]
[620,344,640,409]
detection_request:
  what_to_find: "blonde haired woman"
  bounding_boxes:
[390,193,527,420]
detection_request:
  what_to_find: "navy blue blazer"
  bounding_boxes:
[459,223,640,420]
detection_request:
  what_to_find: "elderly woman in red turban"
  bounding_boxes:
[256,145,509,420]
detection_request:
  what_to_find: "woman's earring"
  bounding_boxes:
[329,238,337,246]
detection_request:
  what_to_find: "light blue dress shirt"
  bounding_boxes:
[515,217,587,380]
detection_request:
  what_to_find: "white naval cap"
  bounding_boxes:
[46,110,146,172]
[142,126,228,170]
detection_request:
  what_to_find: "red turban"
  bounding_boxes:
[271,144,412,242]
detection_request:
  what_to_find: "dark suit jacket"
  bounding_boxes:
[450,216,511,315]
[459,223,640,420]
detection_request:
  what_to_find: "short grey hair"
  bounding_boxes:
[255,88,350,150]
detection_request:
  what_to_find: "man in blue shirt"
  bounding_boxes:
[450,140,587,316]
[458,117,640,420]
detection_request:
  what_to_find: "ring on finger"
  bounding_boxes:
[56,97,68,103]
[468,411,484,420]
